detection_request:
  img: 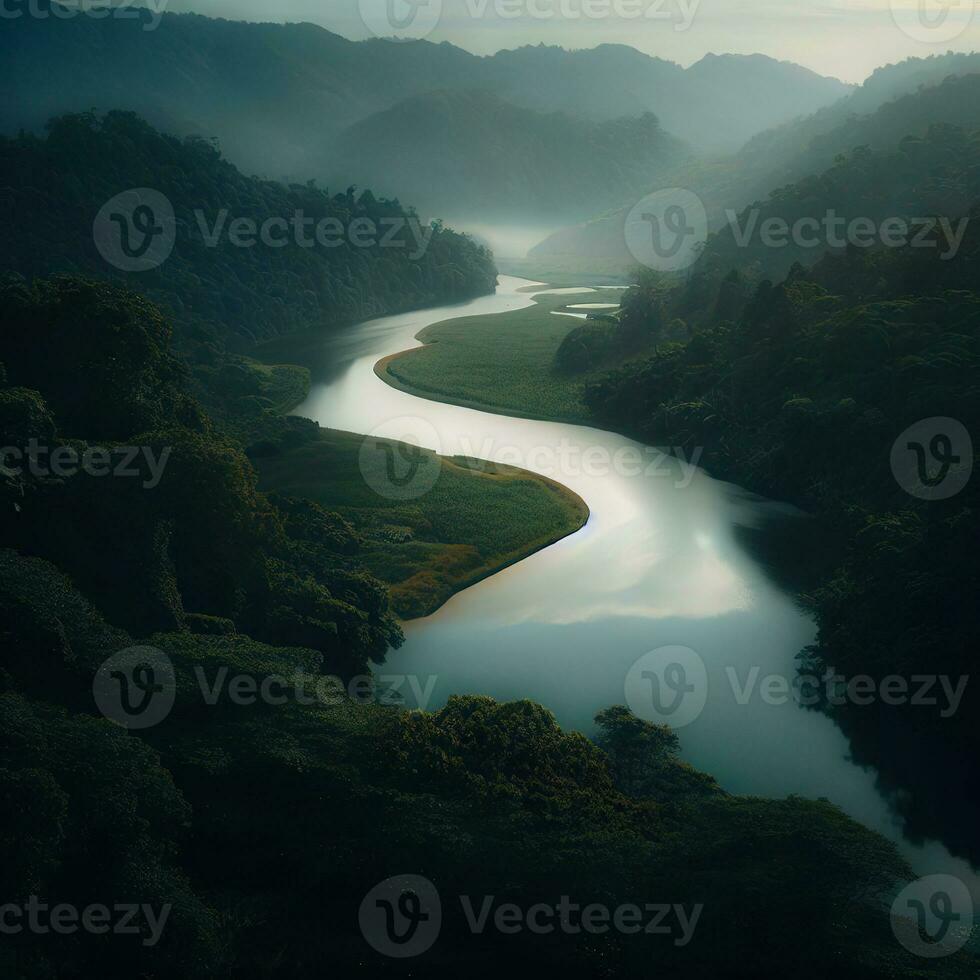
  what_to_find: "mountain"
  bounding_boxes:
[325,90,690,224]
[0,5,479,177]
[1,5,850,181]
[698,106,980,282]
[531,58,980,268]
[0,111,496,358]
[477,46,851,154]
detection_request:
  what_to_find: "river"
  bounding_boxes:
[293,275,978,896]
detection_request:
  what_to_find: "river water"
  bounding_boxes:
[293,275,978,895]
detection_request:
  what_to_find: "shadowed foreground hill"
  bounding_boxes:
[0,272,967,979]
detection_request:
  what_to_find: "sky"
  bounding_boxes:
[162,0,980,83]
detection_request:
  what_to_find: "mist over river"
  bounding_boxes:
[293,276,979,897]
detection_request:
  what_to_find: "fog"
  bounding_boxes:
[163,0,980,83]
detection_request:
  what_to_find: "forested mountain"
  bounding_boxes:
[0,112,496,355]
[569,205,980,862]
[699,116,980,281]
[531,57,980,267]
[0,149,938,974]
[0,269,958,980]
[326,91,690,223]
[466,46,850,154]
[0,3,849,180]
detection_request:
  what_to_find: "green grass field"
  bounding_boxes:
[378,289,625,423]
[247,359,311,413]
[255,428,588,619]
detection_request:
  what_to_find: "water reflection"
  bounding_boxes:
[294,276,980,899]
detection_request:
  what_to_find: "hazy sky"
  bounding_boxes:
[164,0,980,83]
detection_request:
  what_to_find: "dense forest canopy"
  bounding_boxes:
[2,6,980,976]
[575,198,980,862]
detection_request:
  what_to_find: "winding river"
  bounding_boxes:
[293,275,978,896]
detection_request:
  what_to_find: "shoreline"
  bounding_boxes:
[401,456,590,621]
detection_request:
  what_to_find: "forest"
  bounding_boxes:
[3,4,980,977]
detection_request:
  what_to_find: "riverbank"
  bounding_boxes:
[376,289,624,424]
[251,410,588,621]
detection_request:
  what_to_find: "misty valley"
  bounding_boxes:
[1,1,979,978]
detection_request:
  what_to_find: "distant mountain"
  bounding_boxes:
[734,51,980,191]
[699,116,980,282]
[476,46,851,154]
[1,4,850,182]
[532,58,980,267]
[326,90,690,224]
[0,4,479,177]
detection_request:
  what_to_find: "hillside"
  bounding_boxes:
[479,46,850,154]
[580,218,980,860]
[327,90,690,223]
[0,5,850,180]
[0,111,496,360]
[699,113,980,282]
[531,57,980,268]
